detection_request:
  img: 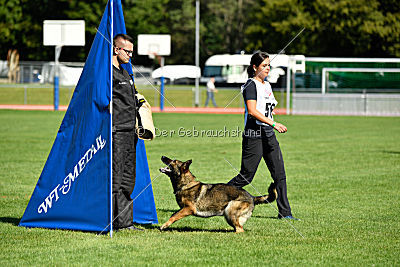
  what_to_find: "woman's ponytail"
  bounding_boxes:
[247,65,255,78]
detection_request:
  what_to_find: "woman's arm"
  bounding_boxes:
[246,100,287,133]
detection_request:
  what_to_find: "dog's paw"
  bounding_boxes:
[235,227,245,233]
[160,224,168,231]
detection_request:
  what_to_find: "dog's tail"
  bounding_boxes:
[254,183,277,205]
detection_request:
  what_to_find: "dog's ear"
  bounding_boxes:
[181,159,192,172]
[161,156,172,165]
[186,159,192,167]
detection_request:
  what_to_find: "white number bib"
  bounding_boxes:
[252,79,278,125]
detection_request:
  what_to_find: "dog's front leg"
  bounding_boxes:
[160,206,194,230]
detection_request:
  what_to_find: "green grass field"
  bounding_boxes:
[0,110,399,265]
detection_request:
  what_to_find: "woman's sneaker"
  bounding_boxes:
[278,215,300,221]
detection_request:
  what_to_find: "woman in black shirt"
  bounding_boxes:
[227,51,299,220]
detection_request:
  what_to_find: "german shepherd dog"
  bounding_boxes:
[159,156,277,233]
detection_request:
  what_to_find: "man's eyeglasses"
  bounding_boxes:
[117,47,133,56]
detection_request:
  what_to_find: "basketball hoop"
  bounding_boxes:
[43,20,85,111]
[137,34,170,111]
[148,51,158,60]
[148,52,163,66]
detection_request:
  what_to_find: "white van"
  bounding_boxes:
[201,53,305,85]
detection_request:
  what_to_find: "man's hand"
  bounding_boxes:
[107,101,112,114]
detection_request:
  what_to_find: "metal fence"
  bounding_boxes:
[0,60,85,85]
[292,93,400,116]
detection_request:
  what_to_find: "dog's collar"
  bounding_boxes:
[174,181,201,195]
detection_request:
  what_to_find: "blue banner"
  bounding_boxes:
[19,0,157,232]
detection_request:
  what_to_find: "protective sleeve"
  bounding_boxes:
[242,80,257,101]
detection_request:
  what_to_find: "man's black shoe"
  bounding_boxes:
[125,225,144,231]
[117,225,144,231]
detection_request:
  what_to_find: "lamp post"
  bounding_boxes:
[194,0,200,107]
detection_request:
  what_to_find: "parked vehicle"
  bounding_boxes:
[132,66,153,85]
[200,53,305,86]
[151,65,201,85]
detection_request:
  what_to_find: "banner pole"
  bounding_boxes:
[109,0,114,238]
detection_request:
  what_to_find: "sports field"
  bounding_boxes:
[0,84,286,108]
[0,110,399,265]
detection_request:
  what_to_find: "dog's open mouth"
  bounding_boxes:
[159,166,171,173]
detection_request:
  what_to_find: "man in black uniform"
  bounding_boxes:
[111,34,140,230]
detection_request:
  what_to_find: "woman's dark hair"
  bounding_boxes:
[247,51,269,78]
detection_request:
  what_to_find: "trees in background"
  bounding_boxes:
[247,0,400,57]
[0,0,399,65]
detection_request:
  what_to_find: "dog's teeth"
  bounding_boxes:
[160,167,171,173]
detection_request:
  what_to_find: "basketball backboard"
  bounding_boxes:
[137,34,171,56]
[43,20,85,111]
[43,20,85,46]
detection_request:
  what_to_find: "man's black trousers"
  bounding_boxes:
[112,130,138,229]
[227,133,292,217]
